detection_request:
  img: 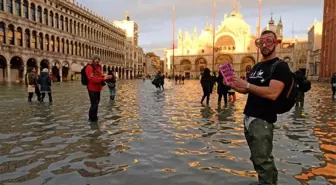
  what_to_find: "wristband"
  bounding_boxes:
[246,82,250,89]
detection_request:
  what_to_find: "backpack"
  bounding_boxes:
[81,65,89,85]
[298,78,311,92]
[269,60,299,114]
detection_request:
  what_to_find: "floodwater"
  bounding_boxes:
[0,80,335,185]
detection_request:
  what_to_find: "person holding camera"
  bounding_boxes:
[85,55,112,122]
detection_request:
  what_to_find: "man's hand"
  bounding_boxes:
[230,77,248,94]
[232,76,248,89]
[104,75,112,80]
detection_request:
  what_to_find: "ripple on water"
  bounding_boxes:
[0,81,335,185]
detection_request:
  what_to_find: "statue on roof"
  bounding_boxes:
[125,11,130,21]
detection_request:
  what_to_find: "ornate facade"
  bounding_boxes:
[114,13,144,78]
[0,0,129,82]
[164,7,307,78]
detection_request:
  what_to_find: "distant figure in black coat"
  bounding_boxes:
[38,68,52,102]
[200,68,215,105]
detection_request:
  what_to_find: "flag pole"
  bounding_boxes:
[172,5,175,76]
[212,1,216,73]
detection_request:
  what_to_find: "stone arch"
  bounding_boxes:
[0,22,6,44]
[10,56,24,82]
[118,67,121,79]
[0,55,7,82]
[215,54,233,64]
[40,59,49,71]
[51,60,61,82]
[26,58,37,71]
[195,57,207,73]
[62,61,70,81]
[180,59,192,77]
[16,27,23,46]
[215,32,237,51]
[103,65,107,74]
[8,24,14,45]
[241,56,256,77]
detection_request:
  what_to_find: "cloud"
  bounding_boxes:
[76,0,323,57]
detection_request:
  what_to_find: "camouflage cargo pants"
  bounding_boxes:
[244,118,278,185]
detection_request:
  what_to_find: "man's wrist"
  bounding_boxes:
[246,82,250,92]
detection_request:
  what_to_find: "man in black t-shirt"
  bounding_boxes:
[230,30,292,185]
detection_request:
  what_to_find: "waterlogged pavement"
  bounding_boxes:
[0,80,335,185]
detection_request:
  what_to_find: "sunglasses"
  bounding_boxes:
[255,37,277,48]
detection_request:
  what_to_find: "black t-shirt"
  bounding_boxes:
[244,57,293,123]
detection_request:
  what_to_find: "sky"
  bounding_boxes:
[77,0,324,57]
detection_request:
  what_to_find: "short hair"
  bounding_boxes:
[261,30,277,39]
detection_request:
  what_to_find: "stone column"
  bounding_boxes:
[37,65,40,74]
[3,0,6,13]
[59,66,62,82]
[27,1,30,19]
[22,27,26,48]
[7,63,11,82]
[12,0,15,14]
[5,28,9,44]
[20,0,23,17]
[23,64,27,77]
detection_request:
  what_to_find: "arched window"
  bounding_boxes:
[74,21,76,34]
[37,6,42,23]
[0,22,5,44]
[65,17,68,32]
[55,37,59,52]
[43,8,48,25]
[70,19,72,33]
[79,43,81,56]
[30,3,35,21]
[7,0,12,13]
[45,34,49,51]
[38,33,43,50]
[66,40,69,54]
[61,39,64,53]
[80,24,83,37]
[49,11,53,27]
[77,22,80,35]
[69,41,73,55]
[14,0,21,16]
[16,27,22,46]
[60,15,64,30]
[74,42,77,55]
[23,0,28,18]
[0,0,4,11]
[55,13,59,29]
[32,31,37,48]
[50,35,54,52]
[25,29,30,48]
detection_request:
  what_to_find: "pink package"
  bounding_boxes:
[219,63,235,85]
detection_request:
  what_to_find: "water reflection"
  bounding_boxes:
[0,81,334,185]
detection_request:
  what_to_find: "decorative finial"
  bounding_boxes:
[236,1,241,13]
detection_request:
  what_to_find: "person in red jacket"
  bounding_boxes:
[86,55,112,122]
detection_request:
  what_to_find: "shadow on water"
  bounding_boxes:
[0,81,335,185]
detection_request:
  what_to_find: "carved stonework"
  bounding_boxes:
[215,54,233,64]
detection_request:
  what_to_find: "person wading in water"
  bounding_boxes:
[200,68,214,106]
[85,55,112,122]
[230,30,293,185]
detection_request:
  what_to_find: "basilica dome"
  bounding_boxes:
[218,11,251,37]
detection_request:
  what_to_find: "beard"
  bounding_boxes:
[261,46,275,58]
